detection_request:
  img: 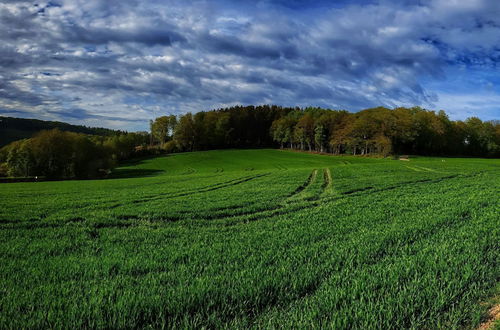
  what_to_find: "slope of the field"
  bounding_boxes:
[0,149,499,329]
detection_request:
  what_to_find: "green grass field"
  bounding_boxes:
[0,149,499,328]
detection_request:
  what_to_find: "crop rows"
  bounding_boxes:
[0,149,498,329]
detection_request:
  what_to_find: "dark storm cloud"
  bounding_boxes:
[0,0,499,130]
[0,80,45,106]
[46,108,144,122]
[60,25,186,46]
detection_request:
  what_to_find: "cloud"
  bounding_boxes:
[0,0,499,130]
[433,91,500,121]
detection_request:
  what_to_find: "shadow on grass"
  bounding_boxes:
[108,155,169,179]
[0,167,165,183]
[109,168,165,179]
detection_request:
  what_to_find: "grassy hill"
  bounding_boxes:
[0,116,121,147]
[0,149,498,328]
[111,149,377,176]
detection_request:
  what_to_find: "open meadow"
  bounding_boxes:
[0,149,499,328]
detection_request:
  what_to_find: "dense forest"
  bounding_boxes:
[1,105,499,179]
[0,129,148,179]
[151,105,500,157]
[0,116,122,148]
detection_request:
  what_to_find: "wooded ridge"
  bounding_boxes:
[151,105,500,157]
[1,105,499,179]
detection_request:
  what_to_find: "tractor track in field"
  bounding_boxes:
[194,169,327,222]
[108,175,252,207]
[128,173,270,205]
[322,168,332,191]
[287,169,318,198]
[130,174,223,188]
[137,169,322,223]
[241,198,483,327]
[151,174,258,196]
[2,173,478,231]
[196,166,340,223]
[5,173,271,221]
[2,171,482,231]
[319,172,484,205]
[90,172,486,227]
[405,165,424,172]
[412,165,440,173]
[181,167,196,175]
[181,170,320,221]
[339,174,461,196]
[207,172,475,225]
[159,172,270,198]
[265,198,499,328]
[115,214,181,222]
[274,164,288,171]
[0,172,275,229]
[238,196,484,330]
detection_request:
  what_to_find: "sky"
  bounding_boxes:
[1,0,500,131]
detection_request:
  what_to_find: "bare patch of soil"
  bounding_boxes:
[478,304,500,330]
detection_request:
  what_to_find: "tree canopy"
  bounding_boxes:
[155,105,500,158]
[1,105,498,180]
[0,129,149,179]
[0,116,121,148]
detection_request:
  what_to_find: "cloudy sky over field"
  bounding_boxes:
[1,0,500,130]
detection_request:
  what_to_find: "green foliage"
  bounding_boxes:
[1,130,112,178]
[102,132,149,160]
[148,105,499,157]
[161,140,177,153]
[271,117,296,149]
[0,149,498,328]
[0,162,8,177]
[151,115,177,144]
[0,129,150,179]
[0,116,121,147]
[174,113,196,151]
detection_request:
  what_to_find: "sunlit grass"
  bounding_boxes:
[0,149,498,328]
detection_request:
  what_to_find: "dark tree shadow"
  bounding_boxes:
[108,168,164,179]
[108,156,167,179]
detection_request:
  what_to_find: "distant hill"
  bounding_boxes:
[0,116,122,147]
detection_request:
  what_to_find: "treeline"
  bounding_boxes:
[150,106,284,151]
[151,105,500,157]
[1,105,498,179]
[0,129,149,179]
[0,116,122,147]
